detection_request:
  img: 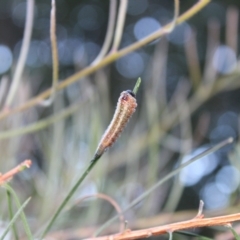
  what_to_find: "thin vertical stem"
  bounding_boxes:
[5,0,34,108]
[111,0,128,51]
[133,78,141,95]
[40,157,100,239]
[166,0,180,32]
[91,0,117,65]
[40,0,59,106]
[4,184,33,240]
[6,191,19,240]
[0,197,31,240]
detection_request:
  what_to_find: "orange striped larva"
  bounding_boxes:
[94,90,137,159]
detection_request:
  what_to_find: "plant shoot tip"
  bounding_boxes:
[133,77,142,95]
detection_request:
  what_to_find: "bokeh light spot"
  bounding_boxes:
[217,111,238,128]
[210,125,236,143]
[116,52,144,79]
[0,45,13,74]
[200,182,229,209]
[216,166,240,194]
[134,17,161,41]
[167,22,191,45]
[58,39,83,66]
[180,146,219,186]
[213,45,237,74]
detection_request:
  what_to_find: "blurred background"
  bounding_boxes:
[0,0,240,239]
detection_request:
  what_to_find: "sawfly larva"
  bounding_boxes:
[94,90,137,159]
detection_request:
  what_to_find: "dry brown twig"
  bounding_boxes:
[85,211,240,240]
[70,193,125,235]
[46,207,240,239]
[0,160,32,184]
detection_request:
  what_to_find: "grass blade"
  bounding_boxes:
[176,231,213,240]
[228,225,240,240]
[133,77,141,95]
[3,184,33,240]
[0,197,31,240]
[6,190,18,240]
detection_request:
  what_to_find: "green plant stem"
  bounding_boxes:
[40,155,100,239]
[228,225,240,240]
[0,102,80,140]
[133,78,141,95]
[6,191,18,240]
[40,0,59,106]
[0,0,211,121]
[175,231,213,240]
[4,184,33,240]
[0,197,31,240]
[91,0,117,65]
[5,0,34,107]
[111,0,128,51]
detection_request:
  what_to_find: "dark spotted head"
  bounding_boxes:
[126,90,136,98]
[120,90,136,101]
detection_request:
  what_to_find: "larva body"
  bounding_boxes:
[94,90,137,159]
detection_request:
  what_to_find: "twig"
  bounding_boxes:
[85,212,240,240]
[91,0,117,65]
[71,193,125,235]
[111,0,128,51]
[4,0,34,108]
[0,0,211,121]
[45,207,240,239]
[0,160,32,184]
[166,0,180,33]
[195,200,204,219]
[40,0,59,106]
[0,102,80,140]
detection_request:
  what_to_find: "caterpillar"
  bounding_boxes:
[94,90,137,160]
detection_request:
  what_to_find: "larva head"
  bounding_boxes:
[120,90,137,110]
[120,90,136,101]
[126,90,136,98]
